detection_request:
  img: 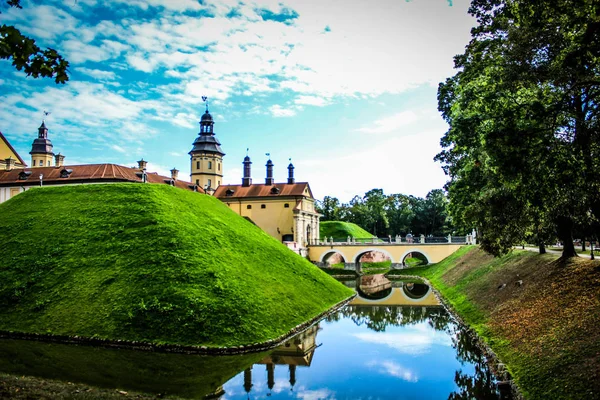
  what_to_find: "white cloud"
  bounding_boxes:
[366,360,418,382]
[111,144,127,153]
[353,324,452,355]
[357,111,419,134]
[77,67,117,80]
[294,95,330,107]
[295,388,337,400]
[269,104,296,117]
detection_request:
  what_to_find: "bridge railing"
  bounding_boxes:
[314,234,474,246]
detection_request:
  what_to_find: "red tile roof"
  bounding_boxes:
[214,182,313,199]
[0,163,204,193]
[0,132,27,166]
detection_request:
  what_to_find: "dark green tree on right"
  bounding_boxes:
[437,0,600,258]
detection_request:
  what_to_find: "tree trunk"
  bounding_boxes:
[582,237,586,252]
[556,216,577,258]
[539,242,546,254]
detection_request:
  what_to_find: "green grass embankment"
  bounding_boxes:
[320,221,372,239]
[0,184,353,347]
[409,246,600,399]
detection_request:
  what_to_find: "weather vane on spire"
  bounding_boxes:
[202,96,208,112]
[266,153,271,159]
[42,110,51,122]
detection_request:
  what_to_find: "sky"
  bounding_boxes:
[0,0,476,202]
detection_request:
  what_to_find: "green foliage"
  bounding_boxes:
[317,189,453,237]
[0,1,69,83]
[320,221,372,239]
[0,184,353,347]
[437,0,600,258]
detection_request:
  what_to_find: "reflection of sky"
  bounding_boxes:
[222,312,476,399]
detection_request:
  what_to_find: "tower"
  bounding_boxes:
[30,121,54,168]
[189,102,225,191]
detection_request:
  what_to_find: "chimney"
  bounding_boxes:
[170,167,179,180]
[287,160,295,184]
[265,159,274,185]
[242,155,252,187]
[137,158,147,170]
[5,157,16,171]
[55,153,65,167]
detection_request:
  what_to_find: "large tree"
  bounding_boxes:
[437,0,600,258]
[1,0,69,83]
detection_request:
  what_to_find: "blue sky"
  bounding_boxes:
[0,0,475,202]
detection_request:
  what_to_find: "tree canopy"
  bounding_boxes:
[437,0,600,258]
[316,188,453,238]
[0,0,69,83]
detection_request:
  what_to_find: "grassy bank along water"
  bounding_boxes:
[319,221,372,239]
[410,246,600,400]
[0,184,353,348]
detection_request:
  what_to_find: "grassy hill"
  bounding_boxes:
[320,221,372,239]
[410,246,600,399]
[0,184,353,347]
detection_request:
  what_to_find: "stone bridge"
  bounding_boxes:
[308,235,473,271]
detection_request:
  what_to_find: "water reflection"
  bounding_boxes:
[0,278,508,399]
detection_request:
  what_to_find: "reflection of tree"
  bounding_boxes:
[448,327,501,400]
[340,306,451,332]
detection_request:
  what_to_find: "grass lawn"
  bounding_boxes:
[0,184,353,347]
[320,221,372,240]
[409,246,600,399]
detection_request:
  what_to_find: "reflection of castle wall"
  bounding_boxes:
[242,324,321,396]
[359,274,392,295]
[360,251,389,263]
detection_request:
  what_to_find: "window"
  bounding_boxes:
[208,161,212,169]
[217,180,220,186]
[261,204,266,209]
[47,160,50,166]
[207,179,212,187]
[247,205,252,209]
[284,203,289,208]
[33,160,36,166]
[196,161,200,169]
[218,163,221,171]
[196,179,199,185]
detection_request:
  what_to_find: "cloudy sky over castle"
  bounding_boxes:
[0,0,475,201]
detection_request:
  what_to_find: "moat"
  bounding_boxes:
[0,278,507,399]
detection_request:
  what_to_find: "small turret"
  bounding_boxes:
[287,159,295,184]
[242,154,252,187]
[265,159,274,185]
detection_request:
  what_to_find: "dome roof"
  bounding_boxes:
[189,134,225,155]
[244,155,251,162]
[201,110,213,122]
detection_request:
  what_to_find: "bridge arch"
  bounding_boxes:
[401,282,431,302]
[399,249,430,266]
[354,248,395,264]
[319,250,346,263]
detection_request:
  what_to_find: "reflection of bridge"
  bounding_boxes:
[309,242,466,270]
[349,277,442,307]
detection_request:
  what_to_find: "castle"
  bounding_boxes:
[0,105,320,250]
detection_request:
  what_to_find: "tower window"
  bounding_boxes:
[284,203,289,208]
[196,161,200,169]
[247,205,252,209]
[218,163,220,171]
[47,160,50,166]
[33,160,36,166]
[196,179,199,185]
[208,161,212,170]
[261,204,266,209]
[207,179,212,187]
